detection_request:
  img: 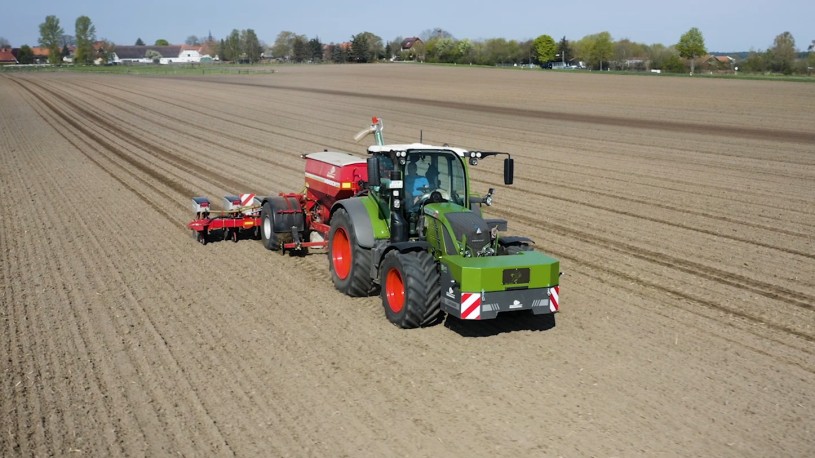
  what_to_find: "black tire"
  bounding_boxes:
[260,201,280,250]
[379,250,441,328]
[328,208,374,297]
[261,199,298,251]
[196,231,207,245]
[231,229,239,243]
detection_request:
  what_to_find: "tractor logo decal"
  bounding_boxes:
[461,293,481,320]
[549,286,560,312]
[327,166,337,179]
[509,299,523,309]
[446,287,456,299]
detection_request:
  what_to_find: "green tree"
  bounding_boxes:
[557,36,571,65]
[612,39,646,70]
[425,36,458,63]
[39,15,64,65]
[350,31,383,62]
[185,35,200,46]
[135,37,145,46]
[17,45,34,64]
[455,39,473,64]
[768,31,796,74]
[661,53,685,73]
[74,16,96,65]
[222,29,240,61]
[241,29,262,63]
[386,36,403,59]
[328,43,349,63]
[646,43,681,72]
[96,39,116,64]
[292,34,309,62]
[145,49,161,63]
[0,37,10,47]
[271,31,299,59]
[482,38,512,65]
[532,34,556,65]
[741,50,768,73]
[592,32,614,70]
[576,32,613,70]
[154,38,169,46]
[808,41,815,74]
[677,27,706,74]
[308,37,323,61]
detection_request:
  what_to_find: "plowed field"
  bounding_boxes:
[2,65,813,457]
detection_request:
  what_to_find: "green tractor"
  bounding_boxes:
[327,118,561,328]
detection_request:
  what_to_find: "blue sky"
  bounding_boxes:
[2,0,812,52]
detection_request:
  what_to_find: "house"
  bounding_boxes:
[109,45,209,64]
[400,37,423,51]
[30,47,50,64]
[0,48,18,65]
[705,55,736,73]
[398,37,424,61]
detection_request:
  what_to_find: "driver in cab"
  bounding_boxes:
[404,161,428,210]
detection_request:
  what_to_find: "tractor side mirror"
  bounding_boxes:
[503,158,514,185]
[367,157,381,187]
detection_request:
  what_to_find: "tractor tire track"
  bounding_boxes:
[495,206,814,337]
[4,68,814,457]
[181,77,815,146]
[478,165,813,258]
[18,78,249,199]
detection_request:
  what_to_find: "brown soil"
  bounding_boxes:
[1,65,813,457]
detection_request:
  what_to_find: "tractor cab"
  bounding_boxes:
[366,145,470,237]
[365,144,515,249]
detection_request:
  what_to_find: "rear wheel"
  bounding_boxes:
[328,208,373,296]
[260,202,280,250]
[379,250,441,328]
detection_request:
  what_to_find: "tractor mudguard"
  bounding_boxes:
[374,240,431,267]
[331,197,389,248]
[498,236,533,246]
[389,241,431,253]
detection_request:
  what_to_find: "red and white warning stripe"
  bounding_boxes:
[461,293,481,320]
[549,286,560,312]
[240,193,256,207]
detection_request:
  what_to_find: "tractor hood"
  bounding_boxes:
[423,203,502,257]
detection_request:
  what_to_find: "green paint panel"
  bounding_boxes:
[443,251,560,291]
[362,195,391,240]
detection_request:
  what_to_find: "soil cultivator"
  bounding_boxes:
[188,117,561,328]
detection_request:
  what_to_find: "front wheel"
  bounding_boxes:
[379,250,441,328]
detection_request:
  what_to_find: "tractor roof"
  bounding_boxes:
[367,143,470,157]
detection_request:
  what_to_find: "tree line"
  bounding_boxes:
[6,15,813,75]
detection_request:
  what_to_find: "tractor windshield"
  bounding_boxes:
[404,151,466,209]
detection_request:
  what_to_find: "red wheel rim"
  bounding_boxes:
[385,267,405,313]
[332,228,351,279]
